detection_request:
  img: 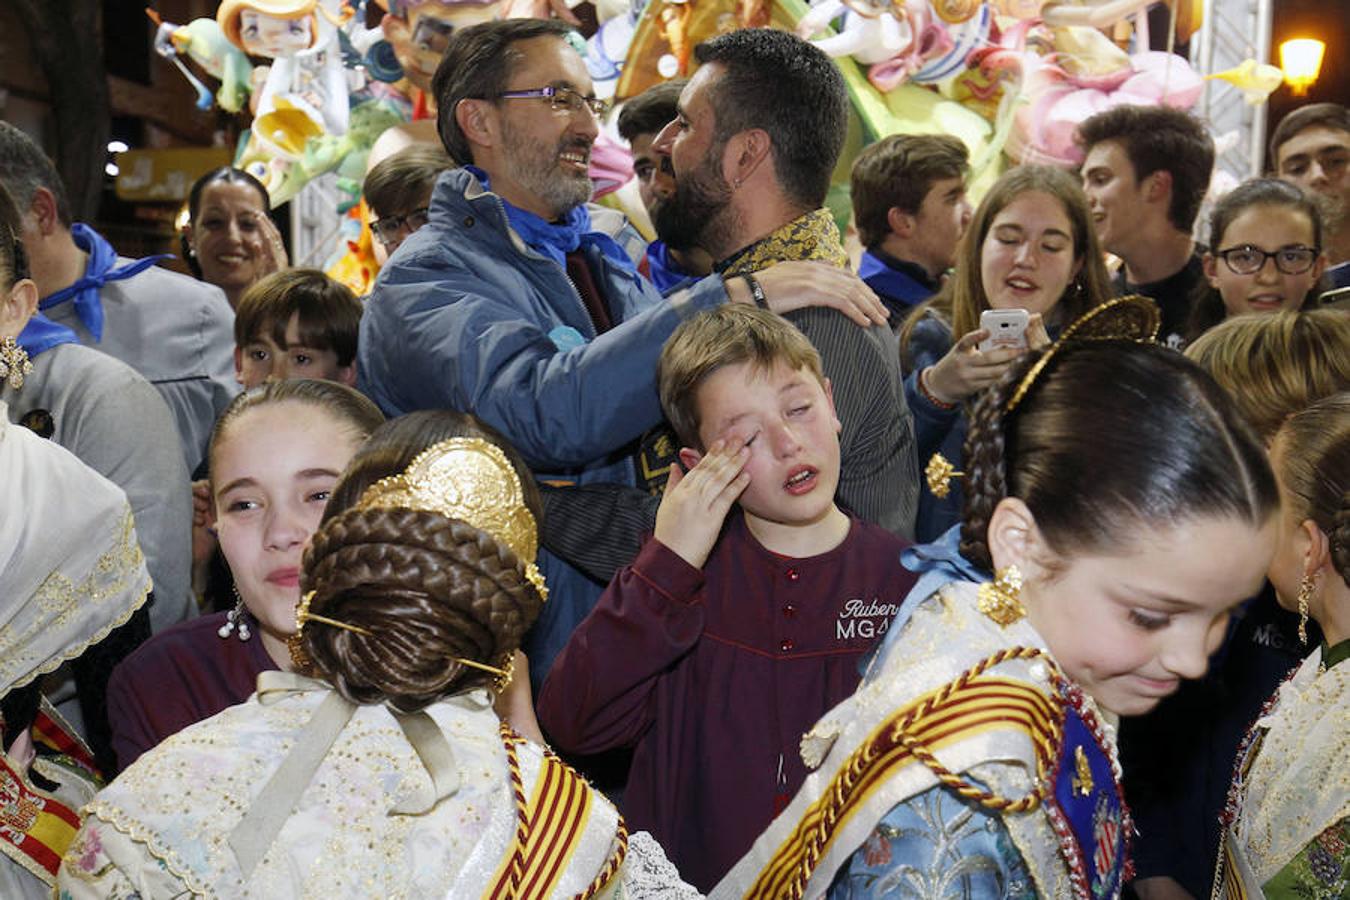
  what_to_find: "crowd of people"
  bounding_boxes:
[0,17,1346,900]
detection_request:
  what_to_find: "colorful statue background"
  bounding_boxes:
[152,0,1281,292]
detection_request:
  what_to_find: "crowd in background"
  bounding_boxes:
[0,18,1347,900]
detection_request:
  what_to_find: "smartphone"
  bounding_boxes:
[978,309,1030,352]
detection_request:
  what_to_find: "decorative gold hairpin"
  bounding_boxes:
[453,653,515,693]
[925,453,965,499]
[353,437,548,600]
[288,589,372,671]
[1005,295,1162,413]
[295,590,373,636]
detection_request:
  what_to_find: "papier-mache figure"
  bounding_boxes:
[218,0,352,152]
[148,11,255,113]
[377,0,501,98]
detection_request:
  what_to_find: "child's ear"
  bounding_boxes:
[0,277,38,336]
[987,497,1041,576]
[678,446,704,472]
[232,346,245,385]
[336,361,357,388]
[1202,252,1219,287]
[1301,518,1331,578]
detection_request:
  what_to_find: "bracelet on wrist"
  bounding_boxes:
[740,273,768,309]
[917,366,957,410]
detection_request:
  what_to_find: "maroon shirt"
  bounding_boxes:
[537,513,915,891]
[106,610,277,772]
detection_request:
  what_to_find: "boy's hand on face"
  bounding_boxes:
[654,440,751,570]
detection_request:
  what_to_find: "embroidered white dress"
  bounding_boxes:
[57,674,700,899]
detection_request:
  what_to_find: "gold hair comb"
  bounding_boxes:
[353,437,548,600]
[1005,295,1162,413]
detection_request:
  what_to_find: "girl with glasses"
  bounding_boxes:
[1188,179,1329,342]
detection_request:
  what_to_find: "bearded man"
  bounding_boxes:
[357,18,887,685]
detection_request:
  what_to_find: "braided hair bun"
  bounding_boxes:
[299,505,545,712]
[294,410,548,713]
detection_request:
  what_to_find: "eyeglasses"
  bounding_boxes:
[371,207,429,247]
[495,86,609,118]
[1215,244,1320,276]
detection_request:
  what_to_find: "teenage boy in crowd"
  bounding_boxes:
[850,133,972,323]
[616,79,713,291]
[1077,105,1215,348]
[538,305,916,892]
[1269,101,1350,296]
[362,143,452,265]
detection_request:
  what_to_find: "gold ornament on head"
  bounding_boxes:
[1005,295,1162,413]
[353,437,549,601]
[977,564,1026,626]
[925,453,965,499]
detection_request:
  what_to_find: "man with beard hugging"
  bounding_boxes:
[357,19,889,688]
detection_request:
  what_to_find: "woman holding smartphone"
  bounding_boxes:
[898,165,1111,541]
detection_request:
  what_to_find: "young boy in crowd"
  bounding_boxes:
[537,305,916,892]
[850,133,972,322]
[232,268,362,389]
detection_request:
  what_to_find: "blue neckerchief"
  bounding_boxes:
[645,239,697,294]
[864,524,990,676]
[38,223,171,342]
[16,313,79,360]
[465,166,634,273]
[858,249,938,318]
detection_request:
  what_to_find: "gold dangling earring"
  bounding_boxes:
[978,564,1026,626]
[0,336,33,390]
[1296,574,1315,645]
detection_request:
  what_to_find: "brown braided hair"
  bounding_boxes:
[960,340,1278,573]
[299,410,545,711]
[1273,392,1350,588]
[300,507,544,711]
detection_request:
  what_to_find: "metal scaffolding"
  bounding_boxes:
[1191,0,1276,179]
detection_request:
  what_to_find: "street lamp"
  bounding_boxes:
[1279,38,1326,96]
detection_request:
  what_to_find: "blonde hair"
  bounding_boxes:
[1185,309,1350,441]
[658,305,823,449]
[900,165,1112,354]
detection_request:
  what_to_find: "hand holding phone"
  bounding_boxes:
[978,309,1030,352]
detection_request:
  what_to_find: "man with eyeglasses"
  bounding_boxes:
[1270,102,1350,298]
[1077,105,1216,349]
[357,18,886,690]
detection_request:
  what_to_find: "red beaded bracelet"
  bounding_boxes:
[917,366,957,410]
